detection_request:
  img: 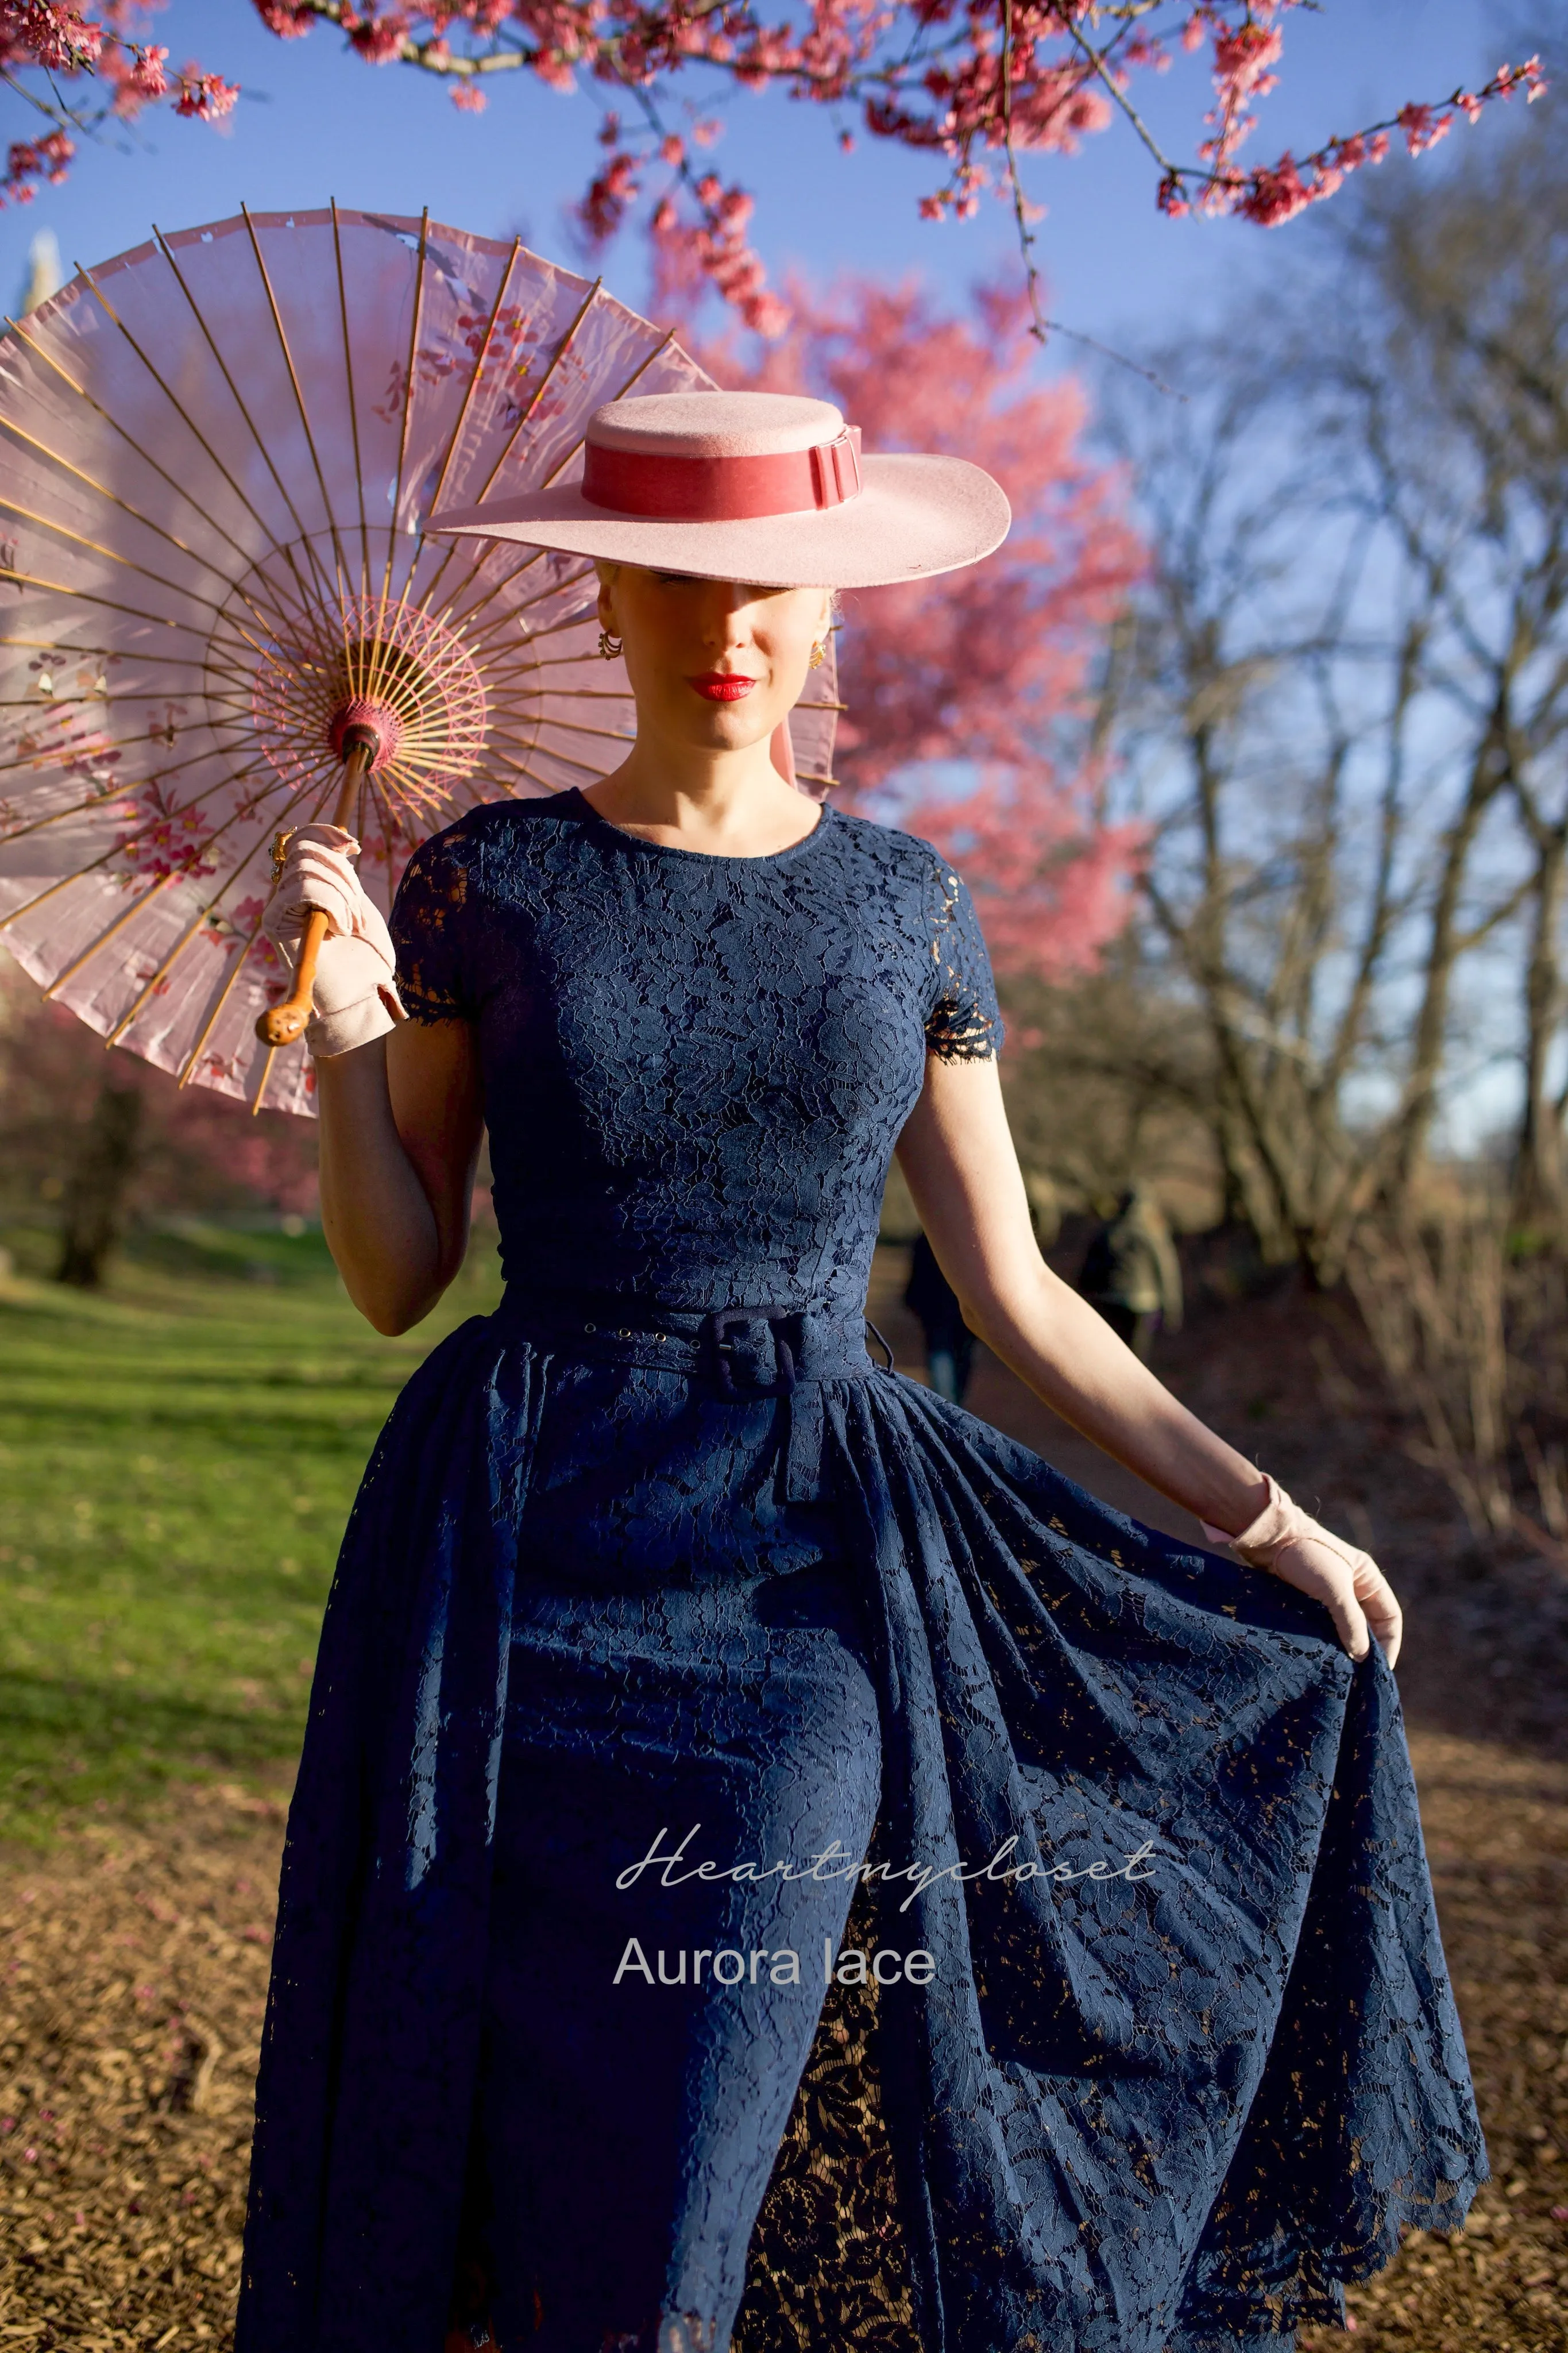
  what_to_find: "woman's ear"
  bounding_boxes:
[597,573,619,633]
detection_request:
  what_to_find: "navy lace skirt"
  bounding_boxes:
[237,1304,1486,2353]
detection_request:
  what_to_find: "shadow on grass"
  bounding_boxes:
[0,1668,304,1846]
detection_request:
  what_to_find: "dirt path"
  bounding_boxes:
[5,1271,1567,2350]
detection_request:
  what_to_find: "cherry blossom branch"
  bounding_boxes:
[1155,55,1549,225]
[1,3,1552,341]
[1,3,237,208]
[935,1,1166,391]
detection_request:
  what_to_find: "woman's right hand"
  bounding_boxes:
[261,824,405,1056]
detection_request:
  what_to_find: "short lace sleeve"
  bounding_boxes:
[924,856,1003,1061]
[390,827,476,1025]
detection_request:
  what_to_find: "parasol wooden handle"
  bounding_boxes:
[257,907,331,1047]
[254,742,372,1048]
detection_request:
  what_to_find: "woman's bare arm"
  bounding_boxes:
[895,1052,1404,1663]
[315,1017,484,1335]
[894,1052,1273,1536]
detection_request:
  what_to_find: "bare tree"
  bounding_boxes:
[1347,1205,1568,1564]
[1328,109,1568,1229]
[1084,99,1568,1274]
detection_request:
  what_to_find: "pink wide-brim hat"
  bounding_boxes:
[428,390,1010,589]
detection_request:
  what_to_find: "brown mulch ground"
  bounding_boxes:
[3,1737,1565,2352]
[4,1253,1567,2351]
[0,1784,285,2352]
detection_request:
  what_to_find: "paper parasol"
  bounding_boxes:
[0,207,843,1117]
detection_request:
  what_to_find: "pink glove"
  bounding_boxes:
[261,824,405,1058]
[1202,1475,1403,1668]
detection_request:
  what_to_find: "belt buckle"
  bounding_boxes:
[704,1307,797,1399]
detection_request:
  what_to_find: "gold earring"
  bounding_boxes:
[808,639,828,670]
[598,628,623,660]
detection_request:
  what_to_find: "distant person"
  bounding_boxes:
[905,1227,975,1403]
[908,1175,1059,1401]
[1023,1167,1060,1251]
[1078,1186,1183,1361]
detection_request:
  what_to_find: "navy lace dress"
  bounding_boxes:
[236,789,1485,2353]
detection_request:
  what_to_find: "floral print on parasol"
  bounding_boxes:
[0,206,842,1116]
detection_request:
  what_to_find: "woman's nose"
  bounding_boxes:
[698,582,754,648]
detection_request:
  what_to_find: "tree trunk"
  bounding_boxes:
[1512,824,1567,1235]
[56,1081,143,1289]
[1381,724,1508,1210]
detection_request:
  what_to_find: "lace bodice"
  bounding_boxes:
[391,790,1001,1318]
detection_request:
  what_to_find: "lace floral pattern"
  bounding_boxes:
[389,789,1002,1317]
[237,789,1485,2353]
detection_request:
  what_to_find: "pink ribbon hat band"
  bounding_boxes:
[427,391,1010,591]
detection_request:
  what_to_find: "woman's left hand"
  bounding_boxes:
[1204,1477,1403,1668]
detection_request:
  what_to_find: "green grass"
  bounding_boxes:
[0,1218,503,1847]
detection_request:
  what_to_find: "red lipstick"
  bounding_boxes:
[688,672,758,703]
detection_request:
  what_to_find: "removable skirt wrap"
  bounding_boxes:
[237,1300,1485,2353]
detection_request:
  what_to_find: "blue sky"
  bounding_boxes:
[1,1,1531,361]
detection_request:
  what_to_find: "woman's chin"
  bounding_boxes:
[669,705,789,757]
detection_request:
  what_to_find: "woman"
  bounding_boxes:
[237,391,1484,2353]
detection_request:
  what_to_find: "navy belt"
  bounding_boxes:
[491,1292,894,1396]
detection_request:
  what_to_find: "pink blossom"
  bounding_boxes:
[450,79,485,109]
[1211,24,1281,106]
[1,3,102,74]
[253,2,316,31]
[129,43,169,97]
[2,124,72,203]
[741,291,790,338]
[174,70,240,120]
[343,7,411,63]
[1237,153,1312,227]
[576,149,641,242]
[1496,55,1545,102]
[1397,102,1452,157]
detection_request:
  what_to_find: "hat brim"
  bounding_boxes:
[427,453,1010,591]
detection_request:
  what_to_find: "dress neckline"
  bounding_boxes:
[566,786,833,866]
